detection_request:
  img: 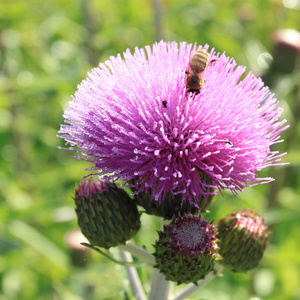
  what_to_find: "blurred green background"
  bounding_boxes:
[0,0,299,299]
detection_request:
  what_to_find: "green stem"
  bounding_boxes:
[81,243,145,267]
[171,264,224,300]
[148,268,172,300]
[119,249,147,300]
[119,242,155,265]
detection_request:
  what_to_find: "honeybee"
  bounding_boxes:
[185,48,217,94]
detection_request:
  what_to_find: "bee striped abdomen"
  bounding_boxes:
[190,49,209,74]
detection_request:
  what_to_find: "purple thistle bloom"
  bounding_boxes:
[59,41,288,205]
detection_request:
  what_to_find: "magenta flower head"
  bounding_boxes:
[59,41,288,206]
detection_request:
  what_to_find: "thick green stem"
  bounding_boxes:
[148,268,172,300]
[119,241,155,265]
[171,264,224,300]
[119,249,147,300]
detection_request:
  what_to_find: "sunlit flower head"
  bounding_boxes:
[59,41,288,206]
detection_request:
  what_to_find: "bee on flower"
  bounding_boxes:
[185,47,218,94]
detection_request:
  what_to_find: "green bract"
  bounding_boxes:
[132,172,215,219]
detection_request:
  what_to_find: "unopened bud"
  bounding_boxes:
[64,230,91,267]
[217,209,270,272]
[272,29,300,73]
[74,177,141,249]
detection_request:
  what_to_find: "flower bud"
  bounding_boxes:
[64,230,91,267]
[132,172,215,219]
[154,213,218,285]
[217,209,270,273]
[74,177,141,249]
[272,29,300,73]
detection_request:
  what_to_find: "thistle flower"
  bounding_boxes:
[59,41,288,206]
[217,209,270,272]
[74,177,141,249]
[154,213,218,284]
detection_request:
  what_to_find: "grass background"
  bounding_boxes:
[0,0,299,299]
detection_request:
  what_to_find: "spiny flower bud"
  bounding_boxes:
[64,230,91,267]
[132,172,215,219]
[272,29,300,73]
[74,177,141,249]
[154,213,218,285]
[217,209,270,273]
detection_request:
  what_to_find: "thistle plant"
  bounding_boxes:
[59,41,288,299]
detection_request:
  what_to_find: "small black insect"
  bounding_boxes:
[162,100,167,108]
[224,139,233,148]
